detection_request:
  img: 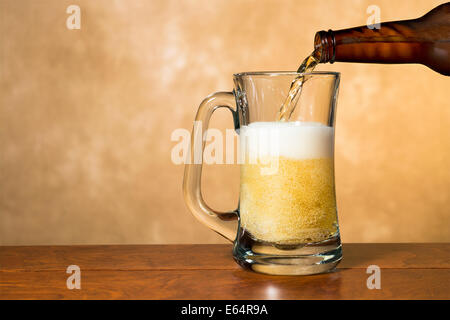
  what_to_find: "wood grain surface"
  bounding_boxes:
[0,244,449,299]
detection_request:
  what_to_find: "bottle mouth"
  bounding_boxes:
[314,30,336,63]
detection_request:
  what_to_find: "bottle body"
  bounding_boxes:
[314,3,450,75]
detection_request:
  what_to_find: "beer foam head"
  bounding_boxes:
[239,121,334,159]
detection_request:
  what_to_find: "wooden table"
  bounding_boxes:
[0,244,449,299]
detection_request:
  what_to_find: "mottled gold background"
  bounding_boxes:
[1,0,449,245]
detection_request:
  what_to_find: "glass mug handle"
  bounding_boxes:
[183,92,239,242]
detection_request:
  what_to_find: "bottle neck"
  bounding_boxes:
[314,30,336,64]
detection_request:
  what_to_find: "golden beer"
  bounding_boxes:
[239,122,338,245]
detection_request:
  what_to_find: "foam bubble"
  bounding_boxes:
[239,121,334,160]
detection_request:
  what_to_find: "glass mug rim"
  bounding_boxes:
[233,70,340,78]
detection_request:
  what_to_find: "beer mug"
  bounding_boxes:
[183,72,342,275]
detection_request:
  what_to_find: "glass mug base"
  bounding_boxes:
[233,232,342,275]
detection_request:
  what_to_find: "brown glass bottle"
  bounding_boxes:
[314,3,450,75]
